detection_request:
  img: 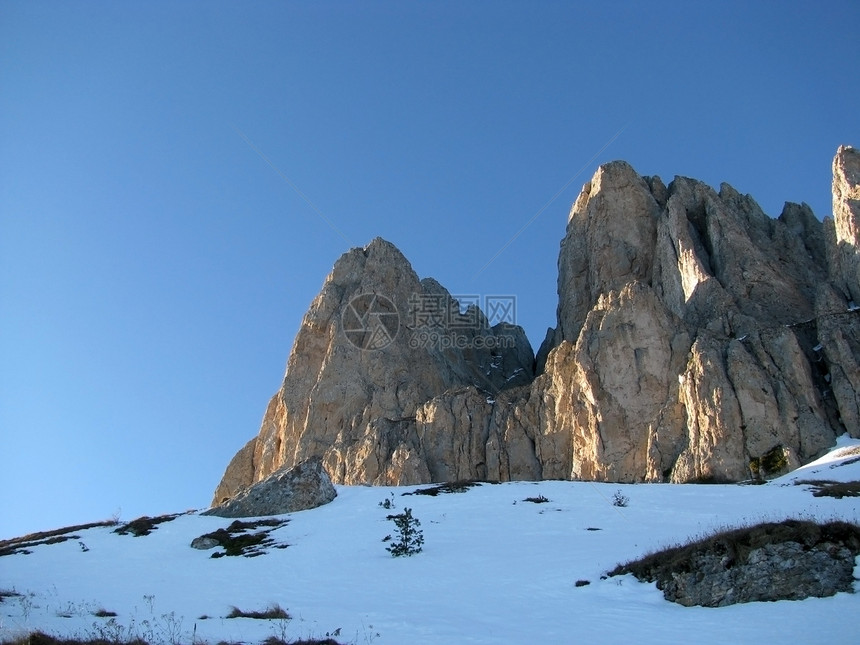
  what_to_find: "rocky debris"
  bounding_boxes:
[664,542,855,607]
[190,536,220,550]
[205,457,336,518]
[214,146,860,499]
[113,513,181,537]
[0,521,117,557]
[611,520,860,607]
[191,518,289,557]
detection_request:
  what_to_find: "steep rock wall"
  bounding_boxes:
[213,146,860,503]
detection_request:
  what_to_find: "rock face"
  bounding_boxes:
[213,146,860,501]
[612,520,860,607]
[663,541,857,607]
[831,145,860,304]
[205,457,336,518]
[212,240,534,504]
[190,535,220,550]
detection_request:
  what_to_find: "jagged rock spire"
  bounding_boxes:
[213,146,860,503]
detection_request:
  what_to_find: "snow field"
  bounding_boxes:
[2,440,860,644]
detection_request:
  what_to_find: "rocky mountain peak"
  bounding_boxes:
[212,237,535,503]
[213,146,860,503]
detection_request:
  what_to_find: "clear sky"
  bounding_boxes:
[2,1,858,540]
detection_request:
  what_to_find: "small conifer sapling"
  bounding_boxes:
[385,507,424,557]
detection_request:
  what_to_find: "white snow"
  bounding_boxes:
[504,368,525,383]
[2,440,860,645]
[777,434,860,485]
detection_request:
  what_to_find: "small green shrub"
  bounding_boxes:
[611,490,629,507]
[749,457,761,479]
[385,508,424,557]
[750,445,790,480]
[761,445,789,473]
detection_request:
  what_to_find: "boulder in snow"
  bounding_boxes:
[203,457,336,518]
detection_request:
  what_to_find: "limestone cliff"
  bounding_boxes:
[213,146,860,503]
[212,239,534,503]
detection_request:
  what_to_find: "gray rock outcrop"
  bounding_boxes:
[190,535,220,550]
[213,146,860,500]
[612,520,860,607]
[206,457,336,518]
[663,540,857,607]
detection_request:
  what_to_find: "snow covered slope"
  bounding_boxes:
[2,441,860,645]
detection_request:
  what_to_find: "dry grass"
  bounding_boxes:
[523,495,550,504]
[113,513,182,537]
[226,603,290,620]
[0,522,116,557]
[1,633,348,645]
[795,479,860,498]
[0,632,146,645]
[404,481,483,496]
[609,518,860,584]
[263,639,345,645]
[195,518,289,558]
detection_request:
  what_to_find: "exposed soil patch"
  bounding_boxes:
[403,481,483,496]
[192,518,289,557]
[0,521,116,557]
[795,479,860,498]
[523,495,550,504]
[114,513,183,537]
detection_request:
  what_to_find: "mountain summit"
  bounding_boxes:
[213,146,860,503]
[212,237,534,504]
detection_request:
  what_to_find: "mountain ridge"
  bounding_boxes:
[213,146,860,502]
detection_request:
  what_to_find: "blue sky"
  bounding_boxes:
[1,1,858,540]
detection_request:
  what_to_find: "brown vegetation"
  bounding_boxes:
[609,518,860,587]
